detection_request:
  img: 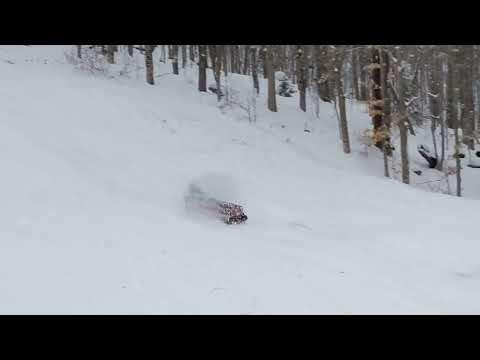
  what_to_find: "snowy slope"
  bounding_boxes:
[1,45,480,314]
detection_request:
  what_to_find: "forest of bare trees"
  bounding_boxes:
[74,45,480,197]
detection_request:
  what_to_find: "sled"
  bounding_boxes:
[185,185,248,225]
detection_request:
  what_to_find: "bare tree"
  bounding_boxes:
[181,45,187,69]
[426,46,440,165]
[265,46,277,112]
[208,45,222,102]
[221,45,229,77]
[106,45,115,64]
[243,45,250,75]
[390,50,410,184]
[379,47,392,178]
[461,46,475,150]
[198,45,207,92]
[438,50,448,172]
[351,47,360,100]
[296,45,307,112]
[261,45,268,79]
[145,45,154,85]
[451,47,462,196]
[288,45,296,84]
[370,46,392,157]
[232,45,241,73]
[333,47,351,154]
[359,47,370,101]
[250,46,259,94]
[170,45,179,75]
[446,48,456,131]
[315,46,332,103]
[189,45,196,64]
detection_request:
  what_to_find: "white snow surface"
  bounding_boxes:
[1,45,480,314]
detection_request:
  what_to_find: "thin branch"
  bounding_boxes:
[387,80,416,136]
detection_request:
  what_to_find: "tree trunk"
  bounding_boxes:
[189,45,195,64]
[399,116,409,184]
[198,45,207,92]
[76,45,82,59]
[391,48,410,183]
[311,45,321,117]
[250,47,259,94]
[351,47,360,100]
[379,47,393,177]
[208,45,217,73]
[266,46,277,112]
[171,45,179,75]
[438,49,449,173]
[289,45,296,83]
[315,46,332,103]
[230,45,238,74]
[209,45,222,102]
[235,45,241,73]
[243,45,250,75]
[450,48,462,196]
[335,64,351,154]
[439,57,447,172]
[447,50,456,130]
[359,47,369,101]
[127,45,133,57]
[427,48,441,167]
[370,47,391,155]
[145,45,154,85]
[296,45,307,112]
[454,121,462,197]
[106,45,115,64]
[181,45,187,69]
[222,45,229,77]
[379,48,391,129]
[230,45,235,73]
[473,46,480,146]
[462,46,475,150]
[261,46,268,79]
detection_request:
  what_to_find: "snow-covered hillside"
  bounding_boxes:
[1,45,480,314]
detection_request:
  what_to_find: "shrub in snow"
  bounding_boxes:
[65,46,109,76]
[65,46,136,78]
[219,74,258,123]
[275,71,288,81]
[278,79,296,97]
[275,72,296,97]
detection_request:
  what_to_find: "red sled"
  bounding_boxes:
[185,186,248,225]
